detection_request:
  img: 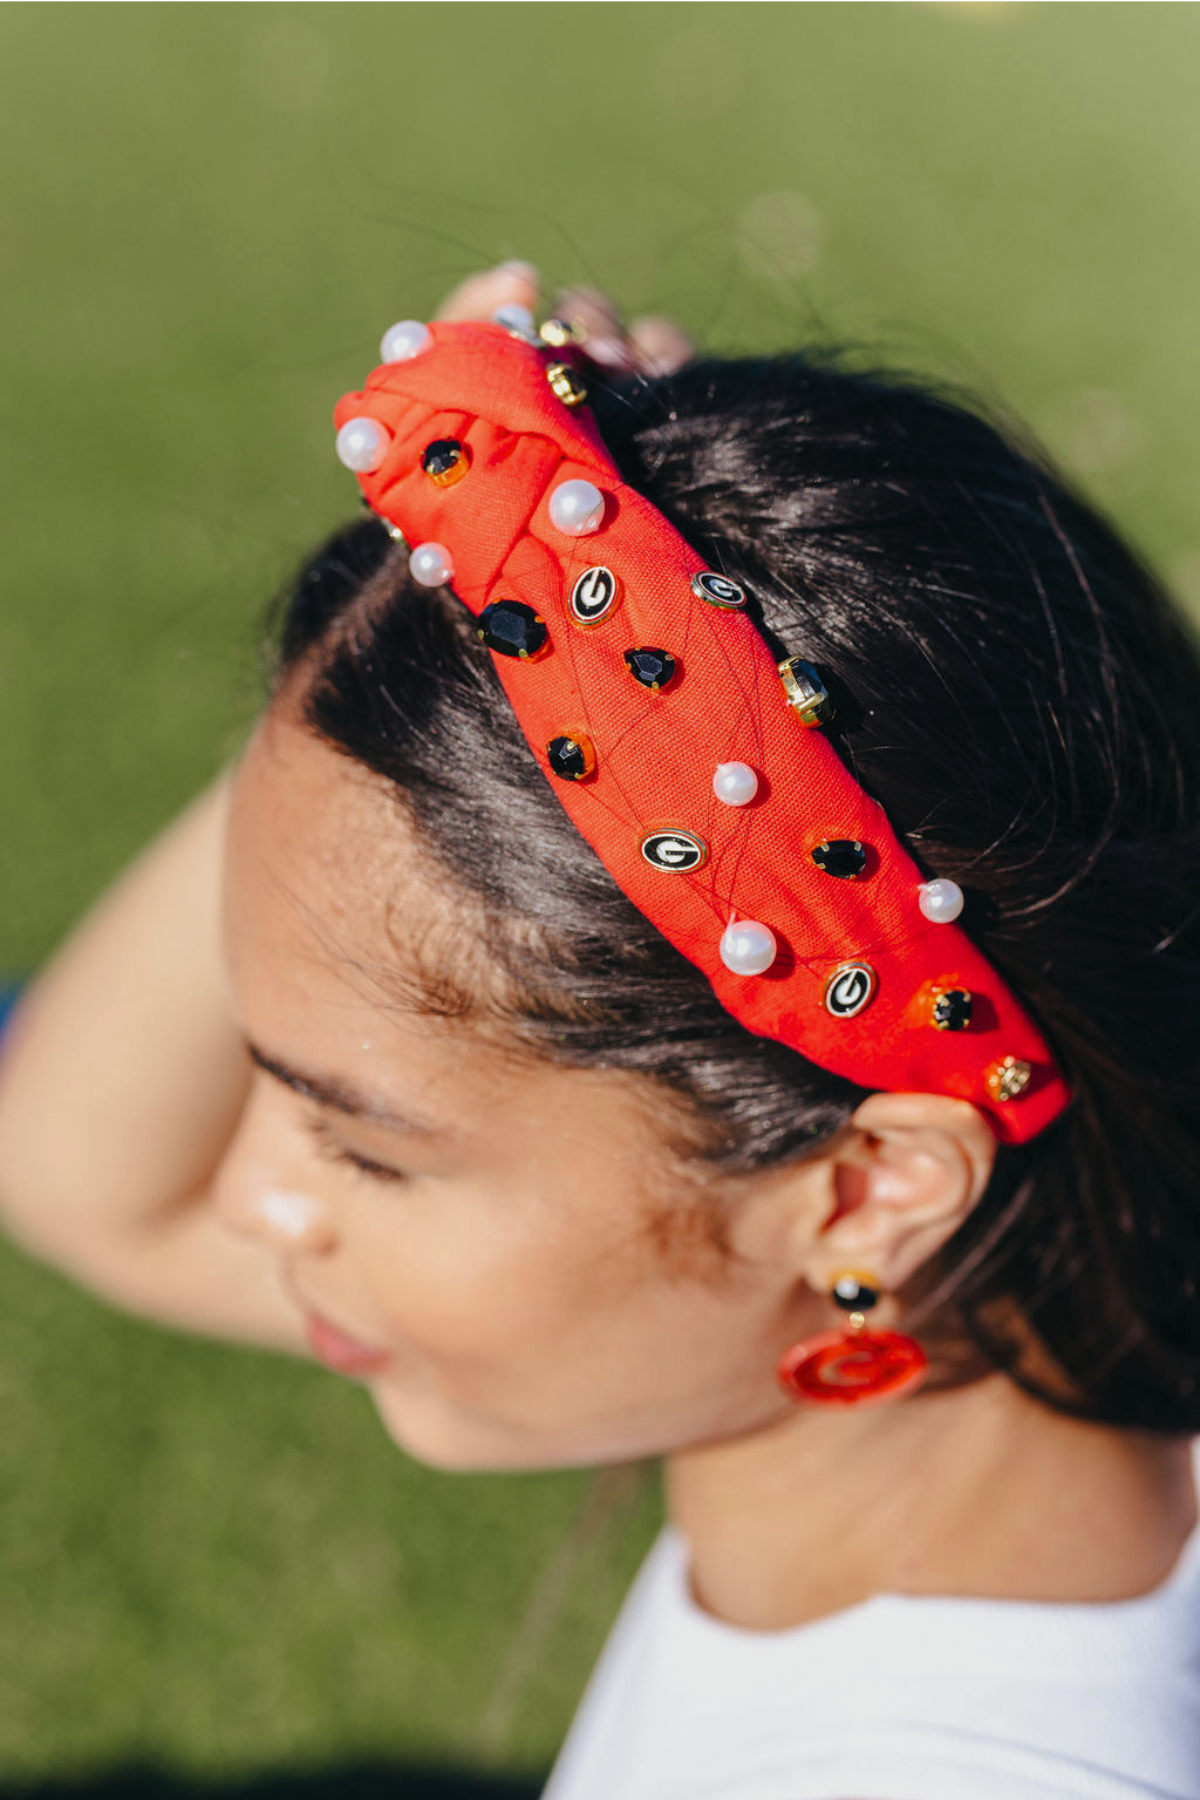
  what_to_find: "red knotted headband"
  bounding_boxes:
[332,317,1072,1146]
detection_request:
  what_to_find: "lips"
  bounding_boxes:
[304,1310,393,1376]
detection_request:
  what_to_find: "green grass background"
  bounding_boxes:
[2,1,1199,1788]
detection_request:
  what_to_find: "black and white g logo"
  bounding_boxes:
[823,961,878,1018]
[640,829,710,874]
[569,566,622,628]
[690,570,747,609]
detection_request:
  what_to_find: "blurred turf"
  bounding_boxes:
[2,0,1199,1786]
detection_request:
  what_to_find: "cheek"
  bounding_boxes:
[347,1180,719,1447]
[360,1205,791,1475]
[352,1181,776,1445]
[359,1198,657,1468]
[354,1178,648,1386]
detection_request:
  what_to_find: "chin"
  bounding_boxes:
[367,1375,571,1473]
[365,1373,669,1474]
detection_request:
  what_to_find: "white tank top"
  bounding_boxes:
[544,1445,1200,1800]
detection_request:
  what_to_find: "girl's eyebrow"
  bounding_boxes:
[245,1040,452,1140]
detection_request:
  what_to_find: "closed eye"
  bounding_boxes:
[301,1109,410,1187]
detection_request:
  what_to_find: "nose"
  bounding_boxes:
[236,1183,339,1254]
[210,1079,342,1254]
[214,1163,339,1254]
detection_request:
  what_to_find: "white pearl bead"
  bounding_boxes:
[335,417,391,473]
[380,319,432,363]
[492,303,541,344]
[548,479,606,536]
[408,542,455,588]
[918,878,964,923]
[712,762,759,807]
[719,919,777,976]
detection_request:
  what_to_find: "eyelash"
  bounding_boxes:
[301,1110,409,1187]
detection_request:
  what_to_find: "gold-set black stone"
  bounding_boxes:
[547,735,593,781]
[778,656,837,728]
[623,647,677,691]
[539,316,585,349]
[421,439,469,486]
[477,600,549,659]
[545,362,588,408]
[811,839,867,880]
[832,1276,879,1312]
[932,988,973,1031]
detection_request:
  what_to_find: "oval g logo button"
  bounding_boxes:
[569,566,623,629]
[690,570,747,609]
[823,961,878,1018]
[640,829,710,874]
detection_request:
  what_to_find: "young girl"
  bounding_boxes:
[1,262,1199,1800]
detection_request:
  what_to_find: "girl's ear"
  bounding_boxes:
[795,1091,998,1297]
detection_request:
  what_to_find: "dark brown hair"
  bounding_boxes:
[263,349,1200,1432]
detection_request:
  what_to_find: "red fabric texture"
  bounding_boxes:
[333,322,1073,1145]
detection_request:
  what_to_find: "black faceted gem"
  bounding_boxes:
[547,734,595,781]
[421,438,469,486]
[477,600,548,660]
[832,1275,879,1313]
[778,655,836,728]
[811,839,867,880]
[932,988,973,1032]
[623,646,677,691]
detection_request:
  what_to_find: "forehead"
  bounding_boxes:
[222,702,476,1096]
[226,701,428,987]
[221,703,664,1162]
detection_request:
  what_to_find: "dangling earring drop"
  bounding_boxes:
[776,1271,929,1407]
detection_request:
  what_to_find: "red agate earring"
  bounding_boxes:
[777,1271,929,1407]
